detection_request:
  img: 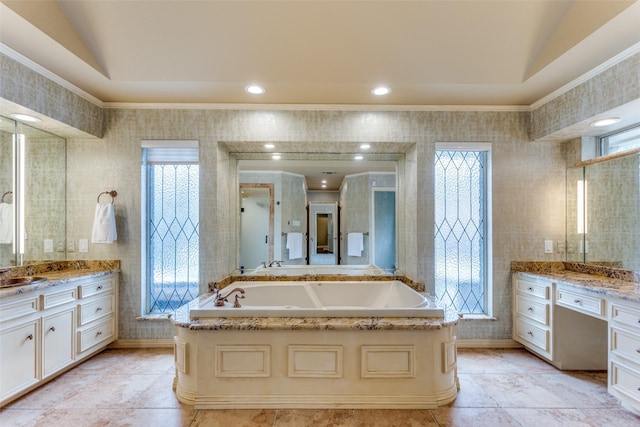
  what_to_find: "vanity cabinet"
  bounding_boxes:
[609,298,640,414]
[512,273,608,370]
[0,272,118,406]
[513,275,552,360]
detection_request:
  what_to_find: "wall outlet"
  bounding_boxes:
[79,239,89,253]
[44,239,53,253]
[67,240,75,252]
[544,240,553,254]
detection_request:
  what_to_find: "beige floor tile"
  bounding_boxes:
[105,408,198,427]
[431,407,522,426]
[447,374,500,408]
[273,409,356,427]
[192,409,277,427]
[471,373,570,408]
[352,409,439,427]
[506,407,640,427]
[0,408,46,427]
[54,374,161,409]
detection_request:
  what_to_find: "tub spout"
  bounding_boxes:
[215,287,246,307]
[268,260,283,267]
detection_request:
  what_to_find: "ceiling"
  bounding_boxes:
[1,1,640,191]
[1,0,639,107]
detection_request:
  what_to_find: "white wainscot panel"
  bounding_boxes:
[288,345,343,378]
[361,345,415,378]
[215,345,271,378]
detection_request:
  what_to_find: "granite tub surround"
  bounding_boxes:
[0,260,120,296]
[171,292,459,331]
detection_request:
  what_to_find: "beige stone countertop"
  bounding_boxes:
[514,270,639,304]
[171,292,459,331]
[0,260,120,298]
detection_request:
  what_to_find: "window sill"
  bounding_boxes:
[136,313,172,321]
[458,314,497,321]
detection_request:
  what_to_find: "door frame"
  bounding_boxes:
[239,183,274,264]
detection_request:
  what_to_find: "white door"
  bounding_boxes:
[239,186,272,270]
[309,203,338,265]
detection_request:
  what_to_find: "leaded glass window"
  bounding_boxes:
[142,142,199,314]
[434,146,489,314]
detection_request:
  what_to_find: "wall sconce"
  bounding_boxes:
[577,180,587,234]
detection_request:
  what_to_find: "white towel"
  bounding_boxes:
[0,202,13,244]
[286,232,303,260]
[92,203,117,244]
[347,232,364,257]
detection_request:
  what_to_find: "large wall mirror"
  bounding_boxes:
[567,151,640,271]
[0,115,66,267]
[233,151,402,273]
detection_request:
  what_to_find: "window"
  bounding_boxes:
[434,143,490,314]
[600,124,640,156]
[142,141,199,314]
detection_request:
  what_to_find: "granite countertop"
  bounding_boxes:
[171,292,459,331]
[0,260,120,298]
[512,262,639,304]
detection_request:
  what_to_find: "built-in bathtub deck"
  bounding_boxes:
[171,287,459,410]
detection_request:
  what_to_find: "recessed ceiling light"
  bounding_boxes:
[590,117,621,127]
[245,85,266,95]
[272,154,281,160]
[354,155,364,160]
[264,143,275,149]
[10,113,41,122]
[371,86,391,96]
[360,143,371,150]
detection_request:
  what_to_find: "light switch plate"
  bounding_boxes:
[544,240,553,254]
[44,239,53,253]
[79,239,89,253]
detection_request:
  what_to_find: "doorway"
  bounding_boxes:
[239,184,273,270]
[309,202,338,265]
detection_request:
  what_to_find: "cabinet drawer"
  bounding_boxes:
[78,277,114,299]
[41,287,76,310]
[515,295,550,325]
[610,302,640,332]
[611,327,640,364]
[77,316,114,353]
[0,296,39,322]
[516,317,550,353]
[78,294,114,326]
[610,360,640,402]
[556,287,605,318]
[515,278,550,300]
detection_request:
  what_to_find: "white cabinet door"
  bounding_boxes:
[43,307,75,378]
[0,319,39,401]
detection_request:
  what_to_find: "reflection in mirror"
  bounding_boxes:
[235,154,399,274]
[567,152,640,271]
[0,115,66,268]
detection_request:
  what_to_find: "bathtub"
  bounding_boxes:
[246,263,392,276]
[189,280,444,318]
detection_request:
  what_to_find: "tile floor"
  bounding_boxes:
[1,348,639,426]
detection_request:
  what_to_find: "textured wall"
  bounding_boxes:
[0,53,103,138]
[60,108,565,341]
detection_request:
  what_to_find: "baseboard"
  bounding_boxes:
[456,339,523,349]
[109,339,174,349]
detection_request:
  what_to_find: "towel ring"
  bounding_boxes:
[1,191,12,203]
[97,190,117,204]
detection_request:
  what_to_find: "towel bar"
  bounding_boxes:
[1,191,11,203]
[97,190,118,204]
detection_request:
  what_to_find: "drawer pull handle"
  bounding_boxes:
[96,285,103,290]
[96,307,103,312]
[573,299,581,304]
[527,307,533,311]
[636,348,640,354]
[26,334,33,341]
[49,326,56,332]
[527,287,533,291]
[96,331,103,337]
[527,331,533,336]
